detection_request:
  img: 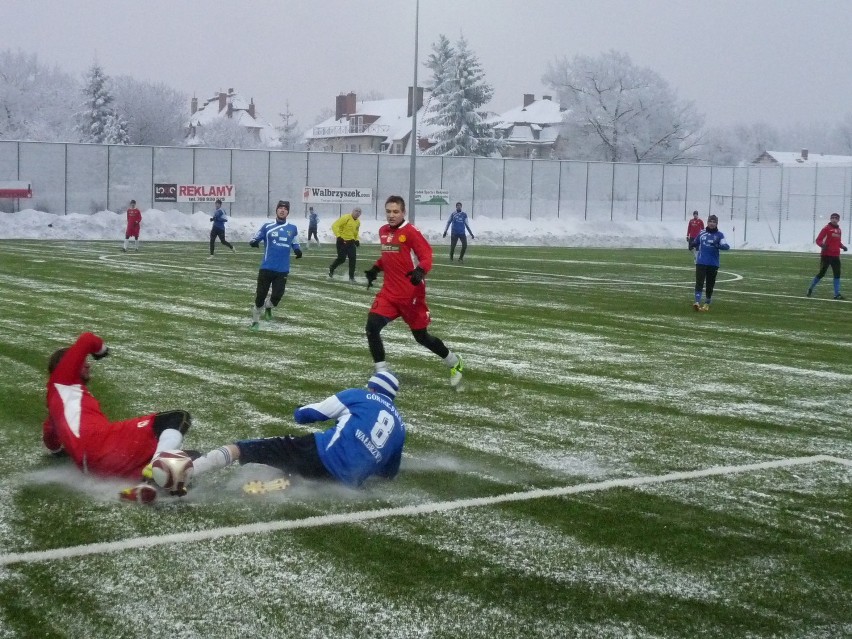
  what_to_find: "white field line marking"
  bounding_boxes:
[0,454,848,567]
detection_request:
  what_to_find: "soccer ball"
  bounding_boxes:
[150,450,194,495]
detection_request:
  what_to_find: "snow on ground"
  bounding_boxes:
[0,207,834,253]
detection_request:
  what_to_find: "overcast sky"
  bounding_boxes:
[6,0,852,131]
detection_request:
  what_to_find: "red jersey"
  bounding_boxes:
[43,332,157,479]
[373,220,433,297]
[687,217,705,239]
[126,208,142,234]
[816,222,844,257]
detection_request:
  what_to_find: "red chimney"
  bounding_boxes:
[335,94,347,120]
[191,96,198,114]
[218,92,227,112]
[248,99,255,118]
[523,93,535,107]
[345,92,357,117]
[801,149,809,160]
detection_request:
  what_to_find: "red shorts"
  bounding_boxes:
[125,228,139,239]
[370,291,432,330]
[82,413,159,479]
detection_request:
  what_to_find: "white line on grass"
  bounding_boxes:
[1,454,848,567]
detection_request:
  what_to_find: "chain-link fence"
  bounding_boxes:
[1,140,850,243]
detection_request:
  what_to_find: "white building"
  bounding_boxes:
[305,88,439,155]
[493,94,565,159]
[187,88,279,146]
[752,149,852,166]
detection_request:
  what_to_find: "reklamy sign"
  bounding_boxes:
[414,189,450,206]
[302,186,373,205]
[154,183,235,203]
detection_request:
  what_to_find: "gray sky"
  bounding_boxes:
[6,0,852,130]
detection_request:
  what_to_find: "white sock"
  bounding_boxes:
[252,306,262,322]
[192,446,234,477]
[443,352,459,368]
[375,361,389,372]
[154,428,183,455]
[123,238,128,250]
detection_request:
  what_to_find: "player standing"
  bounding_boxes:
[690,214,730,311]
[686,210,704,261]
[123,199,142,252]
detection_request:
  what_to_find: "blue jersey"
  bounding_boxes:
[693,228,730,267]
[444,210,473,237]
[295,388,406,487]
[308,212,318,229]
[250,221,301,272]
[211,207,228,230]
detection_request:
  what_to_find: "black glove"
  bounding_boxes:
[249,240,260,248]
[210,217,214,222]
[364,266,381,288]
[843,245,849,252]
[443,232,447,238]
[406,266,426,286]
[470,234,475,240]
[294,249,303,259]
[354,240,360,247]
[92,347,110,360]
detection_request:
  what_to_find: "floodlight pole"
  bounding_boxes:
[408,0,420,223]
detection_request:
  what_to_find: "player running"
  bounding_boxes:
[364,195,464,387]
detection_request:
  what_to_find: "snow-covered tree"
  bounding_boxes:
[102,110,130,144]
[78,62,121,143]
[701,122,780,165]
[0,49,78,141]
[277,101,301,150]
[424,35,502,157]
[112,76,188,145]
[424,34,455,93]
[543,50,704,163]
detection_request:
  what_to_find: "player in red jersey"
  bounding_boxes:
[43,332,192,480]
[363,195,465,387]
[123,199,142,252]
[686,210,704,260]
[807,212,848,299]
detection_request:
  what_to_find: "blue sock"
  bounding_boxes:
[810,276,820,291]
[705,298,711,306]
[695,292,702,304]
[834,278,841,296]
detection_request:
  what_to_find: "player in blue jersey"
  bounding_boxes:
[186,371,405,490]
[208,199,235,257]
[442,201,475,261]
[689,214,730,311]
[307,206,319,246]
[248,200,302,329]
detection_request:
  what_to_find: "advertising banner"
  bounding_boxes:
[414,189,450,205]
[302,186,373,205]
[0,181,32,198]
[154,183,235,203]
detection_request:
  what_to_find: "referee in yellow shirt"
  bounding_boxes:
[328,207,362,283]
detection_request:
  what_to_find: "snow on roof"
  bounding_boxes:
[307,94,441,147]
[189,89,279,145]
[758,151,852,166]
[498,98,564,126]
